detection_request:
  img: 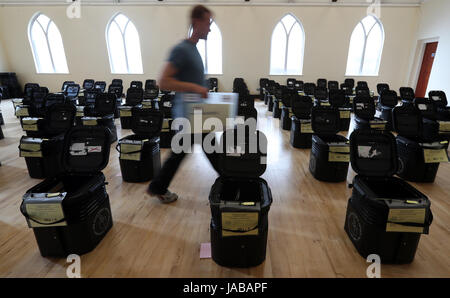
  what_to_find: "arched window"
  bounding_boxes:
[28,13,69,74]
[270,14,305,75]
[346,15,384,76]
[188,21,223,74]
[106,13,143,74]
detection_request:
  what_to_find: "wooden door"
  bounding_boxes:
[416,42,438,98]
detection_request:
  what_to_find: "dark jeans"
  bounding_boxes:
[148,133,218,195]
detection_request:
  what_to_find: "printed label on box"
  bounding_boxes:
[423,149,449,163]
[370,123,386,130]
[300,122,313,133]
[70,142,87,156]
[340,111,351,119]
[386,208,426,233]
[20,142,41,152]
[120,143,142,161]
[328,152,350,162]
[221,212,259,237]
[329,145,350,153]
[24,196,67,228]
[23,124,38,131]
[83,119,98,126]
[119,110,132,117]
[16,107,29,117]
[438,121,450,132]
[20,151,43,158]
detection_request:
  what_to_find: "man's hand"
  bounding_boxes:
[192,85,209,98]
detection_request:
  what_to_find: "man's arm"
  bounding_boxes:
[158,62,208,98]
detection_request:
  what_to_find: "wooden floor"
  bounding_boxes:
[0,98,449,278]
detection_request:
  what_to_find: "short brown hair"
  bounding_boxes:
[191,5,211,20]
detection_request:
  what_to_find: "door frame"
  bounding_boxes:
[409,37,439,93]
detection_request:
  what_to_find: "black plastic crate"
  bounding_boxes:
[209,129,272,268]
[117,135,161,182]
[19,134,65,179]
[396,136,449,183]
[280,106,292,131]
[345,129,433,264]
[290,117,313,149]
[309,134,349,182]
[119,105,133,129]
[273,98,281,118]
[77,114,117,143]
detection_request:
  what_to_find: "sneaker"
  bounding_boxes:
[148,189,178,204]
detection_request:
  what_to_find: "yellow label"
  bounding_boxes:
[23,124,38,131]
[386,208,425,233]
[161,128,170,132]
[278,101,282,109]
[438,121,450,132]
[322,102,331,106]
[120,110,132,117]
[406,200,419,204]
[241,202,256,206]
[20,151,43,158]
[76,111,84,117]
[370,124,386,130]
[46,193,61,198]
[289,111,294,117]
[300,122,313,133]
[328,152,350,162]
[83,119,98,126]
[349,96,354,103]
[299,92,305,96]
[162,119,170,129]
[329,146,350,153]
[25,203,67,228]
[16,107,29,116]
[20,142,41,151]
[340,111,351,119]
[423,149,449,163]
[221,212,259,237]
[119,143,142,161]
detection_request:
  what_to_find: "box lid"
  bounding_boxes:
[329,89,348,107]
[377,83,390,96]
[379,90,398,108]
[350,129,398,177]
[414,97,436,120]
[392,104,422,138]
[291,95,313,119]
[353,96,375,120]
[303,83,316,96]
[62,126,111,173]
[217,128,267,178]
[311,106,340,135]
[400,87,415,102]
[131,106,163,137]
[428,91,447,108]
[314,87,328,101]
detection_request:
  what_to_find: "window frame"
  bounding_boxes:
[105,12,144,75]
[269,13,305,76]
[28,12,69,74]
[345,14,385,76]
[188,20,223,75]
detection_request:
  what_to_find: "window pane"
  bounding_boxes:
[361,15,376,33]
[206,22,222,74]
[36,14,50,31]
[281,14,296,33]
[362,23,383,75]
[270,23,287,75]
[286,23,303,75]
[346,23,365,75]
[31,22,53,73]
[114,14,129,33]
[108,22,127,73]
[196,40,207,70]
[124,22,143,73]
[47,22,68,73]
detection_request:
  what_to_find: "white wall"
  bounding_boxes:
[0,5,419,93]
[408,0,450,97]
[0,9,10,72]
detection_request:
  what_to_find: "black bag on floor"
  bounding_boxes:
[345,129,433,264]
[354,96,387,131]
[209,128,272,268]
[20,126,113,258]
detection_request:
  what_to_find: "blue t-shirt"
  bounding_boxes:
[168,39,205,119]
